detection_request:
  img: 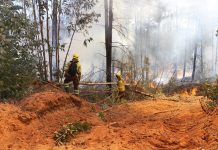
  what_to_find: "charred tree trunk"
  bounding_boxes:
[104,0,113,89]
[108,0,113,84]
[46,0,52,80]
[142,68,145,83]
[146,68,149,82]
[174,63,178,80]
[38,0,48,81]
[200,43,204,80]
[52,0,58,81]
[111,50,116,80]
[120,63,124,75]
[182,49,187,81]
[144,56,150,83]
[192,45,198,82]
[104,0,109,52]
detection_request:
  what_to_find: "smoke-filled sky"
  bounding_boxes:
[61,0,218,81]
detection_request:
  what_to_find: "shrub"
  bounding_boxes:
[203,80,218,106]
[0,2,38,99]
[54,121,92,145]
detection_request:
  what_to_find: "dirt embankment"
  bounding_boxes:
[0,90,101,150]
[0,89,217,150]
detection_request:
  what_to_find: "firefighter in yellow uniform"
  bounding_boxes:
[64,53,81,96]
[116,71,126,100]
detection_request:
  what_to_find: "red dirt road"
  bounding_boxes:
[0,91,217,150]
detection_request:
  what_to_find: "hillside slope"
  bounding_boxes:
[0,90,217,150]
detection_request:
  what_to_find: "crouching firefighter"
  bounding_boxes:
[116,71,126,100]
[64,53,81,96]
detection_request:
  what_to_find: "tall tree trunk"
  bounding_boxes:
[109,0,113,56]
[146,68,149,82]
[215,38,218,75]
[112,61,115,80]
[200,42,204,80]
[182,49,187,81]
[192,45,198,82]
[140,28,143,83]
[111,50,116,80]
[104,0,111,88]
[104,0,108,47]
[212,32,216,75]
[23,0,27,19]
[38,0,48,81]
[46,0,52,80]
[52,0,58,81]
[145,56,149,83]
[32,0,43,79]
[56,0,62,82]
[105,0,113,89]
[174,62,178,80]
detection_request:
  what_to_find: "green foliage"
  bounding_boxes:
[80,85,112,103]
[97,112,106,122]
[63,0,101,34]
[54,121,92,145]
[83,37,93,47]
[0,2,38,99]
[104,91,127,104]
[162,77,177,95]
[202,80,218,106]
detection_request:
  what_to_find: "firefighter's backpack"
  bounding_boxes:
[68,62,77,76]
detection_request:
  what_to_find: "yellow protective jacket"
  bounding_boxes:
[65,59,81,80]
[117,78,125,92]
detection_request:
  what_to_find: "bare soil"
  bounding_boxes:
[0,88,217,150]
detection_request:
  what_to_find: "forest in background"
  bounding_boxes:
[1,0,218,104]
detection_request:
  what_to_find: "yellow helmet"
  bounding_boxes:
[116,71,121,78]
[73,53,79,60]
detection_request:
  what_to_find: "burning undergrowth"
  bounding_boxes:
[162,82,201,97]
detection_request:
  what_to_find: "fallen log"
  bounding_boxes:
[133,89,154,98]
[80,82,117,85]
[62,81,131,86]
[80,82,153,97]
[62,82,153,97]
[80,90,112,93]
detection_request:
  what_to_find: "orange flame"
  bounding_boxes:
[180,88,198,96]
[191,88,198,96]
[149,83,156,88]
[180,90,189,96]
